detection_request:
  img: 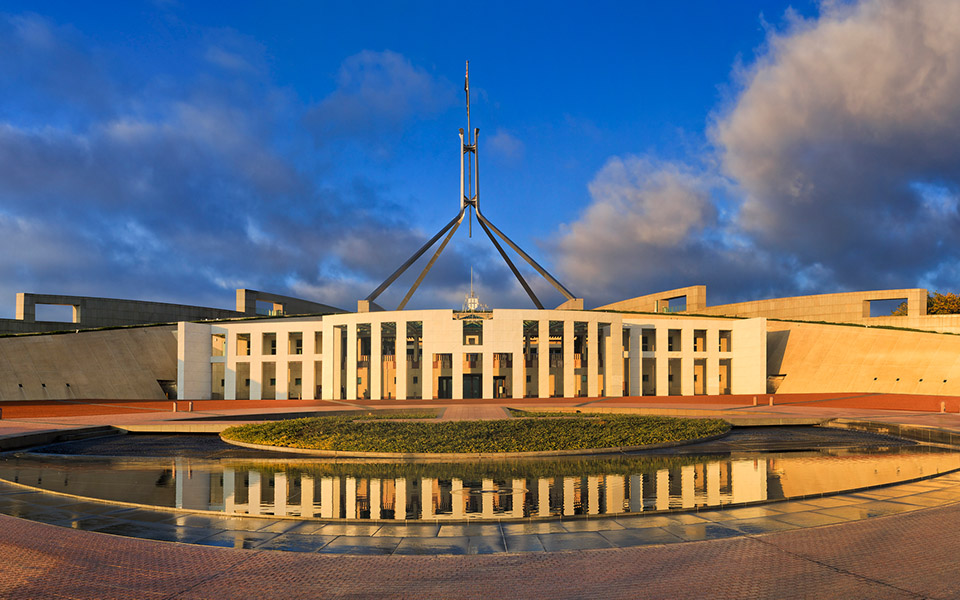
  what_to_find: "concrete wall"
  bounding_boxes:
[2,292,243,334]
[698,289,927,323]
[1,289,345,335]
[607,286,960,334]
[597,286,707,313]
[0,326,178,400]
[236,289,345,316]
[768,320,960,396]
[178,322,212,400]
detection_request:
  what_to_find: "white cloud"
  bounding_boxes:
[713,0,960,288]
[487,129,525,164]
[305,50,455,142]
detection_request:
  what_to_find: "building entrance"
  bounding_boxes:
[463,374,482,399]
[437,376,452,399]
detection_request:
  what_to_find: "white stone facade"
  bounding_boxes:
[177,310,766,401]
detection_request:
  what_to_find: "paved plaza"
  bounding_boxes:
[1,394,960,598]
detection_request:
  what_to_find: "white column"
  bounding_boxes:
[250,333,263,400]
[563,320,575,398]
[301,475,315,518]
[224,468,236,514]
[248,471,262,515]
[225,333,237,400]
[629,327,641,396]
[511,330,524,399]
[681,327,694,396]
[345,477,357,519]
[655,327,669,396]
[394,478,407,520]
[706,328,720,396]
[606,475,625,515]
[370,479,382,520]
[452,350,463,399]
[421,345,434,400]
[656,469,669,511]
[320,477,335,519]
[608,324,624,397]
[421,478,434,519]
[482,351,494,399]
[587,322,599,398]
[396,321,407,400]
[707,462,720,507]
[587,475,600,515]
[346,322,357,400]
[275,358,288,400]
[274,472,288,516]
[452,478,465,518]
[482,478,495,518]
[512,478,525,518]
[538,320,550,398]
[371,322,382,400]
[563,477,575,516]
[538,478,551,517]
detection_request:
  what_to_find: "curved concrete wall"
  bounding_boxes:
[768,321,960,396]
[0,326,177,400]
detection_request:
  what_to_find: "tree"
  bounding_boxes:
[890,291,960,316]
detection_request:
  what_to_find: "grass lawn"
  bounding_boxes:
[221,413,729,453]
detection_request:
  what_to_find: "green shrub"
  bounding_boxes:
[221,414,729,454]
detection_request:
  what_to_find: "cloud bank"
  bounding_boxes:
[555,0,960,305]
[0,15,507,315]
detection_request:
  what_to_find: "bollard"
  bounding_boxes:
[941,401,946,413]
[0,407,3,420]
[753,396,758,406]
[768,396,774,406]
[172,402,177,413]
[189,401,194,412]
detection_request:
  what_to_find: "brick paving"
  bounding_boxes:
[3,394,960,598]
[2,500,960,599]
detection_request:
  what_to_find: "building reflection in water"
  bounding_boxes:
[3,449,957,522]
[196,459,769,519]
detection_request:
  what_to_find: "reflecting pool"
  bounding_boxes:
[1,442,957,522]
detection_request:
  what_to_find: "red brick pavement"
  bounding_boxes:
[5,392,960,420]
[1,501,958,599]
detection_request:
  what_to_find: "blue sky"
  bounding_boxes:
[2,0,959,316]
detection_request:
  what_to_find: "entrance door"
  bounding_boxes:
[463,374,482,399]
[437,376,453,399]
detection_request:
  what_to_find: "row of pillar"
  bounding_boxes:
[195,462,768,518]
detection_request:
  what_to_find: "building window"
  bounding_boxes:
[289,332,303,355]
[413,376,418,384]
[719,330,732,352]
[236,334,251,356]
[269,378,276,386]
[263,333,277,355]
[668,329,681,352]
[212,333,226,357]
[463,320,483,345]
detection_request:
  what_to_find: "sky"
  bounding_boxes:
[2,0,959,317]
